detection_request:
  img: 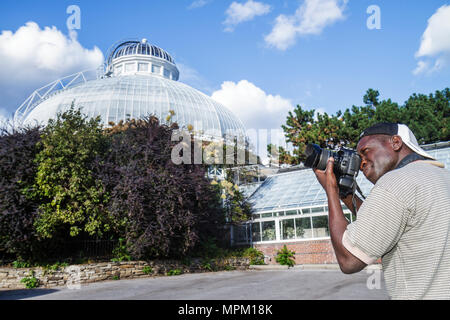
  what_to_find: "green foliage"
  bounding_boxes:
[242,247,265,265]
[21,271,39,289]
[275,245,296,268]
[111,238,132,262]
[213,170,253,223]
[12,260,31,268]
[30,104,111,239]
[142,266,153,275]
[112,275,120,280]
[167,269,182,276]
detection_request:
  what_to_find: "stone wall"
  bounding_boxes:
[0,257,250,290]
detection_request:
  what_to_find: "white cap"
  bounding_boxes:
[397,124,436,160]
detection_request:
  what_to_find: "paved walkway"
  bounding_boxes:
[0,268,389,300]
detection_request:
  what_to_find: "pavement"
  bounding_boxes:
[0,265,389,300]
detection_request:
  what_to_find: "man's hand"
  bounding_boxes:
[313,157,339,196]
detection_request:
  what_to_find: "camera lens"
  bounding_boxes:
[304,144,322,168]
[316,149,332,171]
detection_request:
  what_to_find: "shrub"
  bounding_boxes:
[275,245,296,268]
[167,269,182,276]
[111,238,132,262]
[0,125,45,261]
[142,266,153,275]
[98,117,226,259]
[31,106,112,240]
[21,271,39,289]
[243,247,265,265]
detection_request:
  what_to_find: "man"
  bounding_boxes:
[314,122,450,299]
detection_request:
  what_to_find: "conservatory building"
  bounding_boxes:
[14,39,246,141]
[236,141,450,265]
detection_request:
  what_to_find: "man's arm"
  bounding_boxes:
[314,158,367,274]
[340,193,363,217]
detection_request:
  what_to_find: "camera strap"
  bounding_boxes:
[350,178,366,216]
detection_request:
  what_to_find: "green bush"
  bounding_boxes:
[21,271,39,289]
[142,266,153,275]
[243,247,265,265]
[167,269,182,276]
[275,245,296,268]
[111,238,132,262]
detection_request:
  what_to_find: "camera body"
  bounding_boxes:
[304,143,361,197]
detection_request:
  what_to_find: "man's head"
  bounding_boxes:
[357,123,435,184]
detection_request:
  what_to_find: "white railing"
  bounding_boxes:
[14,69,100,125]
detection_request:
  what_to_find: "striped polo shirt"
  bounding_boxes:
[342,160,450,299]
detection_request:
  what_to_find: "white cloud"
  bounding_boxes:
[265,0,348,50]
[414,5,450,75]
[0,22,103,114]
[224,0,272,32]
[211,79,293,131]
[188,0,211,10]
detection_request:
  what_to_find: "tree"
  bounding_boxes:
[279,88,449,162]
[31,105,111,239]
[282,106,343,162]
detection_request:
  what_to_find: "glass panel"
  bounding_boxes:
[261,221,276,241]
[277,212,285,216]
[301,208,311,214]
[125,63,135,72]
[286,210,297,216]
[152,65,161,74]
[281,219,295,240]
[138,63,148,72]
[295,217,312,239]
[311,207,324,213]
[312,216,330,238]
[163,69,170,78]
[252,222,261,242]
[261,213,272,218]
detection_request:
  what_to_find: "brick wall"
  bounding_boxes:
[255,239,338,265]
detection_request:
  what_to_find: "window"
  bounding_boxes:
[281,219,295,240]
[138,63,148,72]
[261,212,272,218]
[163,69,170,78]
[252,222,261,242]
[312,216,330,238]
[285,210,297,216]
[115,65,122,75]
[125,63,135,72]
[311,206,324,213]
[262,221,276,241]
[295,217,312,239]
[152,65,161,74]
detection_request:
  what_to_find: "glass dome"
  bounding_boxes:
[21,74,247,139]
[17,39,247,140]
[110,40,175,64]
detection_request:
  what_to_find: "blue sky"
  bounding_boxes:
[0,0,449,131]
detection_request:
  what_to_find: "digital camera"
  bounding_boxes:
[304,143,361,197]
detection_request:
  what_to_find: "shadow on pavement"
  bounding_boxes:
[0,288,59,300]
